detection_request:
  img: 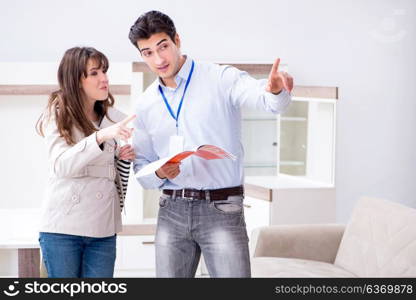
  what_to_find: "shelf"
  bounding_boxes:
[280,161,305,166]
[245,161,305,167]
[119,224,156,236]
[0,84,130,95]
[245,174,335,189]
[244,164,277,168]
[242,118,276,121]
[281,117,307,122]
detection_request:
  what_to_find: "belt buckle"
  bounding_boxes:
[181,189,196,200]
[181,189,192,200]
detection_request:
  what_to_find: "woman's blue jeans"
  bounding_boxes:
[39,232,116,278]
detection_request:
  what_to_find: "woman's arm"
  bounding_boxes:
[44,117,104,178]
[44,112,135,178]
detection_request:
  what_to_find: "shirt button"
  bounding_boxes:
[96,192,103,199]
[108,147,114,153]
[71,195,78,202]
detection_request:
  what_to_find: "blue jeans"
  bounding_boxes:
[39,232,116,278]
[155,193,251,277]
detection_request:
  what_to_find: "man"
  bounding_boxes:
[129,10,293,278]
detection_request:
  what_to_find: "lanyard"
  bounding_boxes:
[158,60,195,134]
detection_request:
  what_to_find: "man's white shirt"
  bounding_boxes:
[132,56,291,190]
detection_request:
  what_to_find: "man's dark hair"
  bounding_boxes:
[129,10,177,50]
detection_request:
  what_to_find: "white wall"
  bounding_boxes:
[0,0,415,222]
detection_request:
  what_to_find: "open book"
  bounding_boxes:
[135,145,236,178]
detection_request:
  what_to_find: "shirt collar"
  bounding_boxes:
[158,55,192,89]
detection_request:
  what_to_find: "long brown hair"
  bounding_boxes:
[36,47,114,145]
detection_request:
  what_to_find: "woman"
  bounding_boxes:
[36,47,135,277]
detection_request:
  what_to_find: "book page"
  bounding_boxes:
[135,145,236,178]
[194,145,237,160]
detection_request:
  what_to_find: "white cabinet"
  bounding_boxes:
[271,184,336,225]
[244,174,337,255]
[240,70,338,252]
[114,235,156,277]
[241,107,279,176]
[241,78,337,185]
[279,98,336,184]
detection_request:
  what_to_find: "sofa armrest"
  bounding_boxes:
[251,224,345,264]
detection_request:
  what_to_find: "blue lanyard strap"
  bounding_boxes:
[158,60,195,130]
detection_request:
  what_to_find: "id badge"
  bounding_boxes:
[169,135,184,155]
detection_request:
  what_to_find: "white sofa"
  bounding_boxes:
[251,197,416,277]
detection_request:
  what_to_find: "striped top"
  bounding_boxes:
[95,118,131,212]
[115,158,130,211]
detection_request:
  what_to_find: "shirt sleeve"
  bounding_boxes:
[44,115,103,178]
[132,113,166,189]
[219,65,292,113]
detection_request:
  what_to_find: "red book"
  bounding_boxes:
[135,145,236,178]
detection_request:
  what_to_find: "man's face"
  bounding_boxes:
[137,32,182,80]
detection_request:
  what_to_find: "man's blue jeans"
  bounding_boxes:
[39,232,116,278]
[155,193,251,277]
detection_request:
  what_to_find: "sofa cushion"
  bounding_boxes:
[251,257,356,277]
[335,197,416,277]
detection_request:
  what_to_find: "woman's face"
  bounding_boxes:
[80,59,109,103]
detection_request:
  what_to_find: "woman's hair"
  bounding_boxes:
[36,47,114,145]
[129,10,176,49]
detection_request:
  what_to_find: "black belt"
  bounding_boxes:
[162,185,244,201]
